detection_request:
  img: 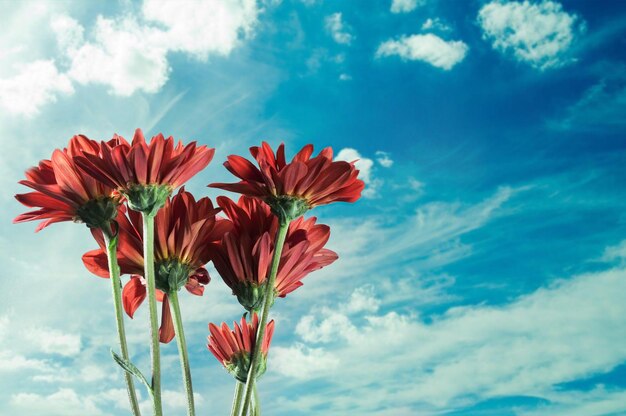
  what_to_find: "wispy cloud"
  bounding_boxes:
[270,264,626,413]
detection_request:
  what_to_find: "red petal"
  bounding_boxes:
[82,249,110,278]
[122,276,146,318]
[159,296,175,343]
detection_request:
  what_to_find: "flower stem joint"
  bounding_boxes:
[124,184,172,217]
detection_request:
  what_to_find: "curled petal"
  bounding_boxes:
[122,276,146,318]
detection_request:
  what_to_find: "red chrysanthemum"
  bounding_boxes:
[75,128,214,215]
[14,135,122,232]
[83,189,229,342]
[209,142,365,219]
[210,195,338,311]
[207,313,275,382]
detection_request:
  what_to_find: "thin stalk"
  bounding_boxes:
[230,381,244,416]
[240,221,290,416]
[253,384,261,416]
[142,213,163,416]
[169,290,195,416]
[103,232,142,416]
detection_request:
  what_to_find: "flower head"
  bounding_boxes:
[76,128,214,215]
[14,135,121,233]
[211,196,338,311]
[207,313,275,382]
[83,189,228,342]
[209,142,364,221]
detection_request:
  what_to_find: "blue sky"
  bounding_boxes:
[1,0,626,414]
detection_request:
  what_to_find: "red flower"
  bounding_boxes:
[83,189,228,342]
[207,313,275,382]
[209,142,364,219]
[14,135,121,232]
[75,128,214,214]
[210,196,338,311]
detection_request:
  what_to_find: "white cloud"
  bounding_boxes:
[63,15,170,96]
[376,34,468,70]
[10,388,105,415]
[600,239,626,263]
[272,343,339,379]
[339,73,352,81]
[519,387,626,416]
[478,0,583,69]
[0,60,73,117]
[344,285,381,314]
[421,18,451,32]
[390,0,424,14]
[25,328,81,357]
[325,13,354,45]
[142,0,258,60]
[0,351,50,372]
[274,266,626,412]
[335,148,379,198]
[375,150,394,167]
[51,14,84,51]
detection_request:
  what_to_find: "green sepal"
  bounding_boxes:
[226,352,268,383]
[155,259,191,293]
[75,197,118,232]
[265,195,309,224]
[235,282,276,313]
[124,184,172,216]
[110,349,154,398]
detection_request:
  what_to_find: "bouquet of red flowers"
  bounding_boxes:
[14,129,364,416]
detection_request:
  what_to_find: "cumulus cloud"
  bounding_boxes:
[335,148,379,198]
[0,60,73,117]
[478,0,583,69]
[271,343,340,379]
[376,34,468,70]
[61,16,170,96]
[142,0,258,60]
[2,0,260,115]
[325,13,354,45]
[390,0,424,14]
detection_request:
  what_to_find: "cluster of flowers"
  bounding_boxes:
[14,129,363,416]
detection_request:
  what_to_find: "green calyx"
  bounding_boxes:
[266,195,309,224]
[75,197,118,234]
[124,184,172,217]
[226,352,268,383]
[155,259,191,294]
[234,282,276,313]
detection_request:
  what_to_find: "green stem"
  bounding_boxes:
[253,384,261,416]
[142,213,163,416]
[239,221,290,416]
[103,232,142,416]
[169,290,195,416]
[230,381,244,416]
